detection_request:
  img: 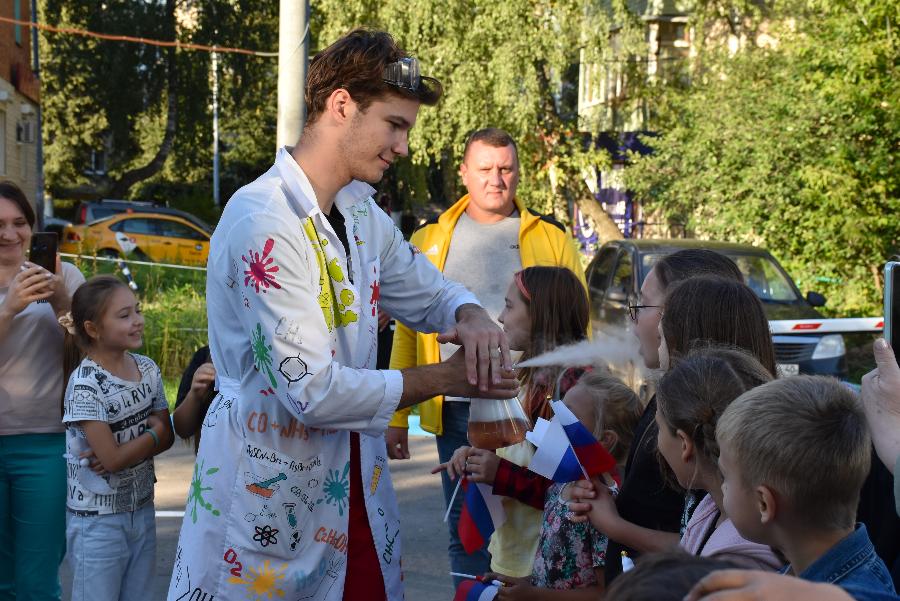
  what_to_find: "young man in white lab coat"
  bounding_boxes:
[167,29,517,601]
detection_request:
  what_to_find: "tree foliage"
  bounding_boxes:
[40,0,176,198]
[624,0,900,315]
[39,0,278,216]
[37,0,899,316]
[311,0,616,217]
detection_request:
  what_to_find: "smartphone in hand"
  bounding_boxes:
[29,232,58,274]
[885,261,899,356]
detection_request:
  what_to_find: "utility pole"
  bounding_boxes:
[276,0,309,149]
[30,0,45,228]
[211,49,220,206]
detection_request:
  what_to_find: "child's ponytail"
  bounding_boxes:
[59,312,84,415]
[58,275,133,411]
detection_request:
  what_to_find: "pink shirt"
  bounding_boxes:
[680,494,784,571]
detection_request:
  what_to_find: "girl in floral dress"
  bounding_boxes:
[490,371,641,599]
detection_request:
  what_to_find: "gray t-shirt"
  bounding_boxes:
[0,261,85,435]
[441,210,522,401]
[63,354,168,515]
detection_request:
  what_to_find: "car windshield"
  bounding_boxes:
[640,251,801,303]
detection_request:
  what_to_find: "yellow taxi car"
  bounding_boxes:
[60,212,210,266]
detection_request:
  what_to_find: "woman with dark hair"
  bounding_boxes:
[0,180,85,599]
[632,250,744,371]
[573,250,775,582]
[603,250,746,582]
[570,267,780,576]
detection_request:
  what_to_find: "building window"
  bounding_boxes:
[85,149,107,176]
[16,119,35,144]
[14,0,23,46]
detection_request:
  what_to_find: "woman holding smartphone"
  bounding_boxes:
[0,180,85,599]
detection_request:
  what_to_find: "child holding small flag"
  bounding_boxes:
[437,266,591,579]
[483,371,640,599]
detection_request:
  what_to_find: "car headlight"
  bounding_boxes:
[811,334,845,360]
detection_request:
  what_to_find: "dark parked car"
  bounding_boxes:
[74,199,213,234]
[42,216,73,240]
[585,239,847,384]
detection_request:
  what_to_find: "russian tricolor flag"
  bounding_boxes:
[453,580,500,601]
[551,400,618,477]
[458,479,506,554]
[525,401,620,484]
[525,417,586,482]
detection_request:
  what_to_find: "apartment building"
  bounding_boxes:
[0,0,39,205]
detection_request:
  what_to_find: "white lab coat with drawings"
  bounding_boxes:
[167,147,478,601]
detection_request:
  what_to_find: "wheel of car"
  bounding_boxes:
[98,248,121,259]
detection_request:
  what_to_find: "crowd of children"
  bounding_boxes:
[6,205,900,601]
[442,257,900,601]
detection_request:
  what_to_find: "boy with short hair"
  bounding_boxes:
[716,376,896,598]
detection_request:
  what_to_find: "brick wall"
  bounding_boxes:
[0,0,40,103]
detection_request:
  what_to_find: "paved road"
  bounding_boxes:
[61,436,454,600]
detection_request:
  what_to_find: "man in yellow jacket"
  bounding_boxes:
[387,128,586,584]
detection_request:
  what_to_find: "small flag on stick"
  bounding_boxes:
[453,579,500,601]
[458,479,506,554]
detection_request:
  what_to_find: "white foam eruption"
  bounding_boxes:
[515,327,645,372]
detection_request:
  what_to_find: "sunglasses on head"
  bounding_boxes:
[383,57,422,92]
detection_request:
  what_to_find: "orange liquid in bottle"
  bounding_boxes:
[467,418,529,450]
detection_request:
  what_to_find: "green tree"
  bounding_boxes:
[310,0,621,223]
[136,1,280,221]
[40,0,178,199]
[39,0,279,214]
[623,0,900,315]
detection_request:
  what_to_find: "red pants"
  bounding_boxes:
[342,433,388,601]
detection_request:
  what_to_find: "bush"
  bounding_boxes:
[70,255,208,379]
[623,0,899,318]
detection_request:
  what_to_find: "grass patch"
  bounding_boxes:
[70,255,208,379]
[164,377,181,412]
